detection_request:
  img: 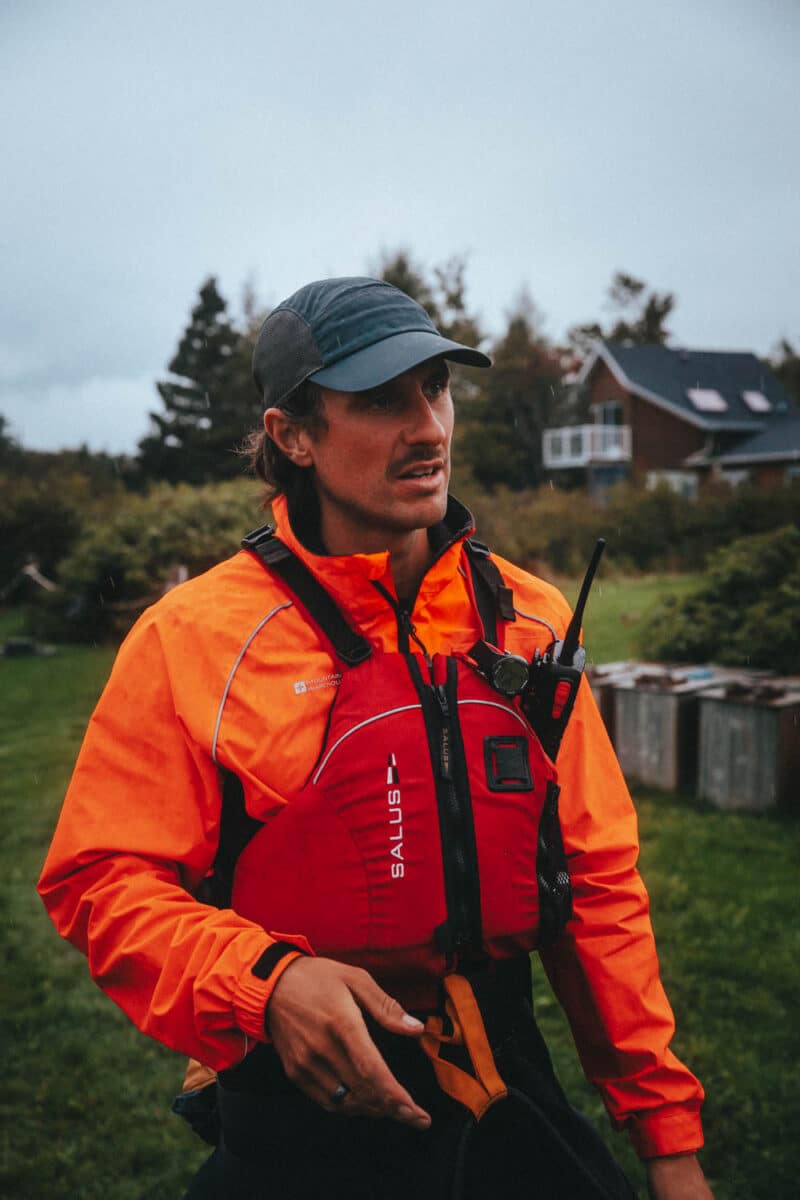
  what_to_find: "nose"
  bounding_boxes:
[402,383,448,445]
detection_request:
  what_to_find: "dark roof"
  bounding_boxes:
[717,415,800,464]
[588,342,795,432]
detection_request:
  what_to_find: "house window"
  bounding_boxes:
[594,400,623,426]
[719,468,752,487]
[741,390,771,413]
[646,470,699,499]
[687,388,727,412]
[785,464,800,484]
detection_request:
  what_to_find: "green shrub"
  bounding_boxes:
[18,468,800,644]
[0,479,84,592]
[30,480,263,641]
[638,525,800,671]
[463,480,800,576]
[468,485,600,575]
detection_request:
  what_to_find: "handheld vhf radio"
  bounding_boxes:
[469,539,606,762]
[521,538,606,761]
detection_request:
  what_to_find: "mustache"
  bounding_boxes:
[392,448,446,474]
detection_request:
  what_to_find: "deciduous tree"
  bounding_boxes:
[770,337,800,406]
[569,271,675,352]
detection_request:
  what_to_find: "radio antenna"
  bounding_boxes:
[560,538,606,666]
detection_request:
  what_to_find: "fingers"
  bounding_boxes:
[265,957,431,1129]
[282,1051,367,1117]
[333,1006,430,1127]
[345,966,425,1038]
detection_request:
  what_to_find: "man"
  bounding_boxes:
[39,277,713,1199]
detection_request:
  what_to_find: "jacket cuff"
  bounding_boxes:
[232,932,314,1042]
[629,1105,704,1160]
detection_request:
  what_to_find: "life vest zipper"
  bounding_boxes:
[371,583,482,958]
[407,655,482,968]
[402,609,432,663]
[372,581,432,661]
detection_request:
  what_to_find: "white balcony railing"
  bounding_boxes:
[542,424,632,469]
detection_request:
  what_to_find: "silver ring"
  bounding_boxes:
[330,1083,349,1106]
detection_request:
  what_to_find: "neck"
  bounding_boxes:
[317,510,433,600]
[387,528,433,601]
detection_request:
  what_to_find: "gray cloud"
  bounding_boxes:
[1,0,797,452]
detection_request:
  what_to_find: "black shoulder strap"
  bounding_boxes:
[205,769,263,909]
[242,524,513,657]
[464,538,516,646]
[242,524,371,667]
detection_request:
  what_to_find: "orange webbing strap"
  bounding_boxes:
[420,974,508,1120]
[182,1058,217,1094]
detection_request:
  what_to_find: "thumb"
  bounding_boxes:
[347,968,425,1037]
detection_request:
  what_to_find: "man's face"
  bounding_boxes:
[298,357,454,556]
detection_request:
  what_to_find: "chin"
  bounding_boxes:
[404,492,449,530]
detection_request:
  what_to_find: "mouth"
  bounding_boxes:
[395,460,445,481]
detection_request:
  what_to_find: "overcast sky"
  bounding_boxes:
[2,0,798,454]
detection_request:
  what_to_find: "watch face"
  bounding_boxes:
[493,655,530,695]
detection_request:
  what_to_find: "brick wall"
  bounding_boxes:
[752,462,791,488]
[588,362,705,480]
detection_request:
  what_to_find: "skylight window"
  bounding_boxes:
[741,390,771,413]
[686,387,728,412]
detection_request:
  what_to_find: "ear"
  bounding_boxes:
[263,408,315,467]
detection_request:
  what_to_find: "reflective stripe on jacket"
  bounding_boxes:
[37,493,704,1159]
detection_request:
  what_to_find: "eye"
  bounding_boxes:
[364,387,395,410]
[423,367,450,400]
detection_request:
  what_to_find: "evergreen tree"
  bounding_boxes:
[138,278,261,483]
[0,414,21,468]
[460,292,567,491]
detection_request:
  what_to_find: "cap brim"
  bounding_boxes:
[309,330,491,393]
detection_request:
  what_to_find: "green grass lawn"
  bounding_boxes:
[0,643,209,1199]
[2,596,797,1198]
[548,572,701,665]
[535,789,800,1199]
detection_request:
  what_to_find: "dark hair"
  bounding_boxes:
[241,379,326,514]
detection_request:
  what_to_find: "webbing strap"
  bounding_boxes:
[464,539,516,647]
[242,526,514,663]
[420,974,508,1120]
[242,525,372,666]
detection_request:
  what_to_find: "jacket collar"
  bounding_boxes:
[270,493,475,627]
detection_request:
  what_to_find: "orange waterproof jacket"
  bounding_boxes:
[38,495,704,1159]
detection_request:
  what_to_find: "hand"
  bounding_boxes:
[646,1154,714,1200]
[265,955,431,1130]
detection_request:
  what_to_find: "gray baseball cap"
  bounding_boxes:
[252,276,491,408]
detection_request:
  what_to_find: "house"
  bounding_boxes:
[708,415,800,487]
[542,341,798,495]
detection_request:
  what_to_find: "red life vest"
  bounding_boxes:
[230,530,573,1010]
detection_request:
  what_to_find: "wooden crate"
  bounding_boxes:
[697,681,800,812]
[612,672,718,792]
